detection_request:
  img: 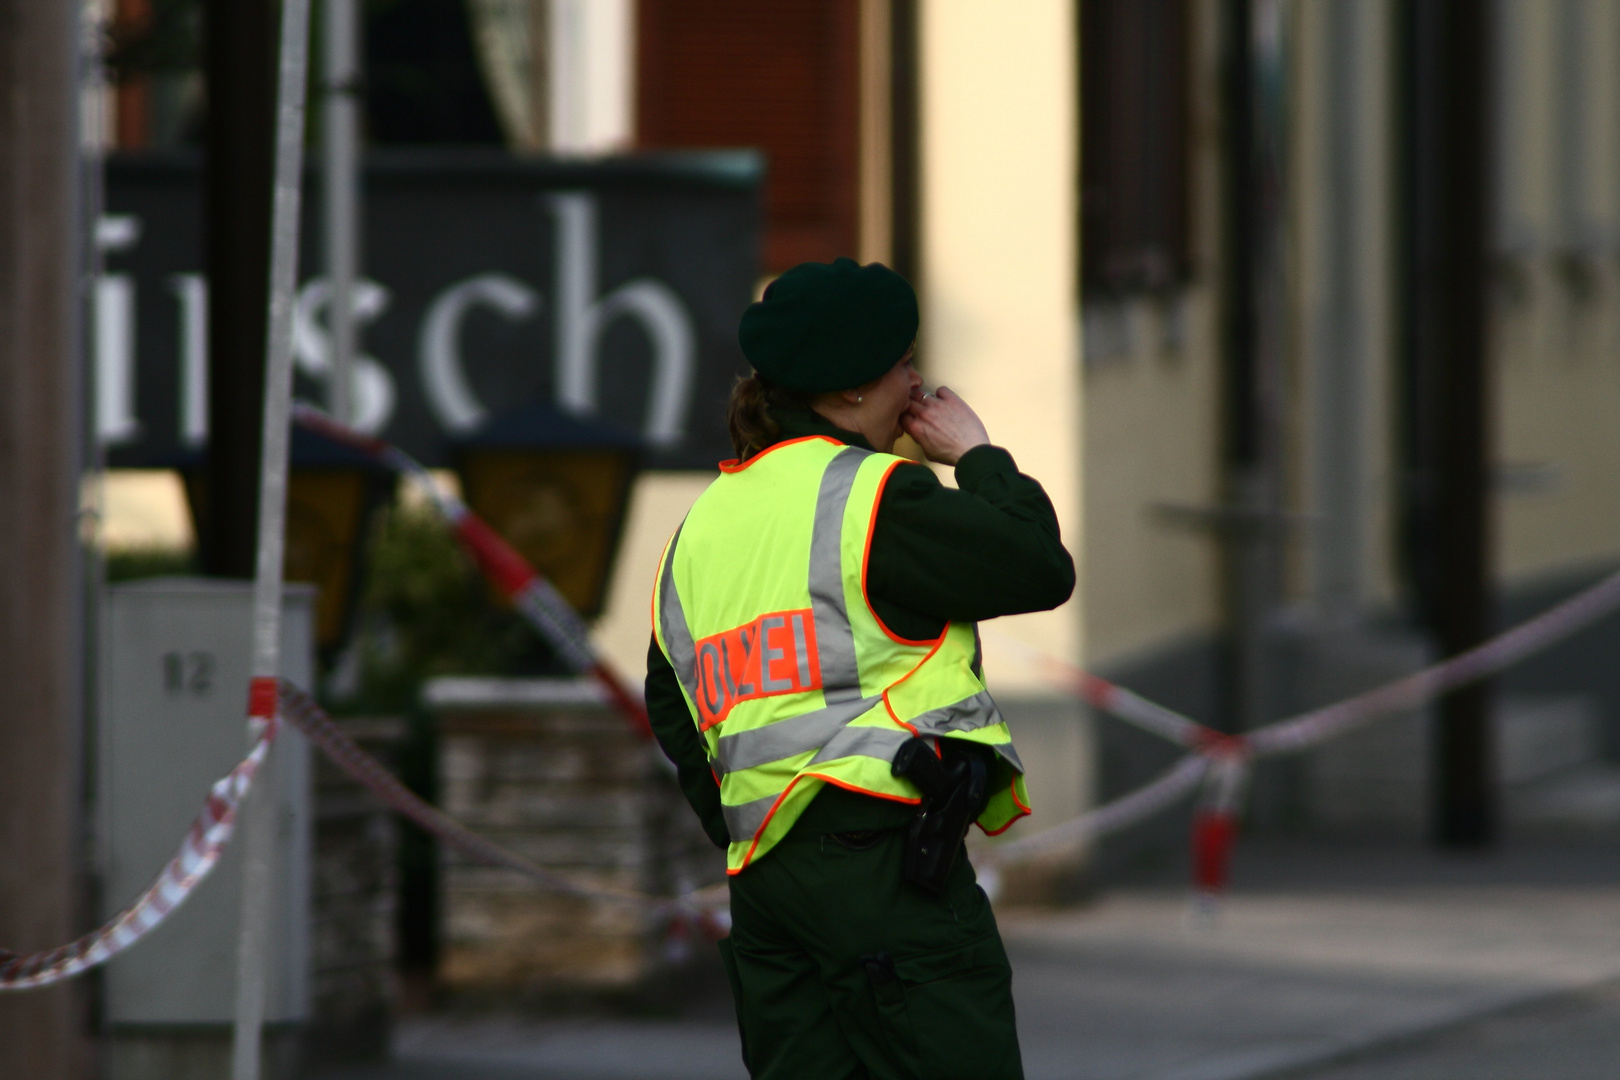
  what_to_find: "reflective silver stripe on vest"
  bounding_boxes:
[808,447,870,702]
[720,722,916,843]
[907,689,1002,737]
[908,689,1024,773]
[657,524,700,704]
[723,791,781,843]
[807,722,914,768]
[713,695,881,776]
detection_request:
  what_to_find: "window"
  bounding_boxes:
[1081,0,1191,296]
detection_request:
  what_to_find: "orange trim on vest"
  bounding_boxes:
[718,435,845,474]
[650,531,677,636]
[977,780,1032,836]
[879,631,950,726]
[861,459,950,647]
[726,772,923,874]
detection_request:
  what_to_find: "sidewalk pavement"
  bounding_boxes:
[314,840,1620,1080]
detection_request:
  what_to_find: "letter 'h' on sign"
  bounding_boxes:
[694,609,823,729]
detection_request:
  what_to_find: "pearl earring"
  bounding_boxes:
[856,395,864,404]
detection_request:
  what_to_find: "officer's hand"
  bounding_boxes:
[901,385,990,466]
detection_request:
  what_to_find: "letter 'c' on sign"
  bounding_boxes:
[418,273,541,433]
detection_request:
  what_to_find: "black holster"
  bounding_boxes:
[891,737,989,895]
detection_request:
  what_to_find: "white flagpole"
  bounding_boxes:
[231,0,312,1076]
[323,0,361,425]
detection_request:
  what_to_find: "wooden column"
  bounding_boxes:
[0,0,89,1074]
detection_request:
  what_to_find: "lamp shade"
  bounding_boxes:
[452,403,641,619]
[179,426,394,658]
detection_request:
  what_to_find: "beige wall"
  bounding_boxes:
[1492,0,1620,585]
[97,470,194,550]
[917,1,1090,853]
[1078,0,1620,690]
[1287,0,1402,614]
[1081,296,1223,667]
[592,471,712,680]
[918,0,1082,690]
[1079,0,1225,668]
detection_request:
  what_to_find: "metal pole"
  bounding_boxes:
[1219,0,1288,735]
[0,1,87,1076]
[204,0,276,578]
[1314,0,1368,622]
[230,0,312,1076]
[1400,0,1495,848]
[324,0,360,425]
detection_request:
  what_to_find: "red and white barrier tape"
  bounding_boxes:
[13,431,1617,989]
[1247,569,1620,756]
[290,404,652,737]
[0,680,719,993]
[1189,749,1250,897]
[986,752,1212,863]
[16,565,1620,989]
[277,681,709,909]
[0,714,278,991]
[996,565,1620,762]
[985,566,1620,887]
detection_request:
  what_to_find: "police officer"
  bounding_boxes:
[647,258,1074,1080]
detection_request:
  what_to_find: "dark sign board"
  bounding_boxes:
[99,149,761,470]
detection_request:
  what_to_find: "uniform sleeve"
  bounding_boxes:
[645,635,730,850]
[865,444,1075,632]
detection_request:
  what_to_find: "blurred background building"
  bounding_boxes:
[81,0,1620,958]
[0,0,1616,1075]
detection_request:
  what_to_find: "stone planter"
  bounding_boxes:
[424,677,724,1001]
[310,717,405,1062]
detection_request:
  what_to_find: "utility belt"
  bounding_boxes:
[797,738,992,893]
[890,736,992,895]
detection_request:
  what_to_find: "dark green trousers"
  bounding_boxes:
[720,828,1024,1080]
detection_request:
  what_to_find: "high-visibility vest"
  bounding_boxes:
[653,435,1030,873]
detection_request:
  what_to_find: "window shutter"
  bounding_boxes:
[637,0,860,272]
[1082,0,1191,295]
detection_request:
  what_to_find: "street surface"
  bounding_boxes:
[1278,981,1620,1079]
[315,840,1620,1080]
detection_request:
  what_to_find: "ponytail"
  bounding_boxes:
[727,374,815,460]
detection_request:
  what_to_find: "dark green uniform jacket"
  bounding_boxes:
[645,404,1076,851]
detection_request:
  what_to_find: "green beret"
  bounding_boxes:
[738,258,918,393]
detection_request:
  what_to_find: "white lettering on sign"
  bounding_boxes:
[294,277,397,434]
[96,215,143,446]
[170,274,208,446]
[549,192,695,446]
[417,273,541,433]
[93,194,710,457]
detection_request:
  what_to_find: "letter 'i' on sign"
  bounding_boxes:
[96,216,143,446]
[694,608,823,728]
[171,274,208,446]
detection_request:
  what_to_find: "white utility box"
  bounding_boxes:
[97,578,315,1027]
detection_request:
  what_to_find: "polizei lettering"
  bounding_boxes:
[693,608,823,729]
